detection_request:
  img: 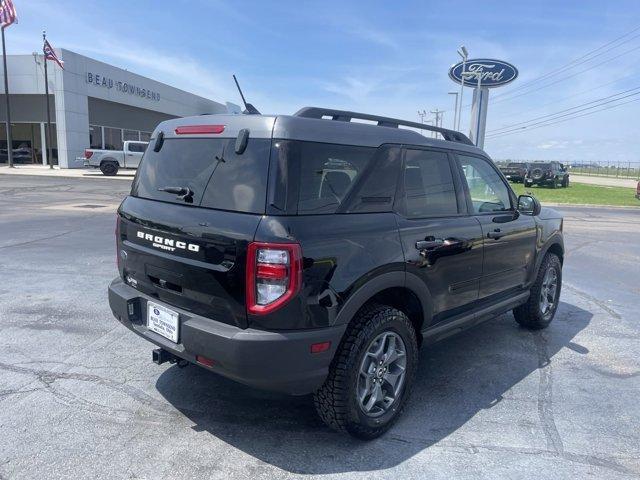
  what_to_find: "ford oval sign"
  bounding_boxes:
[449,58,518,88]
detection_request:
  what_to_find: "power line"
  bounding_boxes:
[487,85,640,134]
[459,25,640,111]
[491,25,640,101]
[486,90,640,137]
[487,44,640,107]
[493,71,635,124]
[486,96,640,139]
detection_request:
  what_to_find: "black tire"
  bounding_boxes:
[513,253,562,330]
[313,304,418,439]
[100,161,119,176]
[524,180,533,188]
[550,178,557,189]
[531,168,544,181]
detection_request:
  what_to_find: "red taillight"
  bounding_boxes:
[246,242,302,315]
[84,149,93,159]
[174,125,225,135]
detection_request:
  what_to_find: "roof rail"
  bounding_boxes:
[293,107,474,146]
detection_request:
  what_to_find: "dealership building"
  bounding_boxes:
[0,49,227,168]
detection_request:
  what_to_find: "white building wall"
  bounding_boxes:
[1,50,226,168]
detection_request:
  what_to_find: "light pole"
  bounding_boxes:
[448,92,459,130]
[417,109,427,124]
[457,45,468,131]
[430,109,443,128]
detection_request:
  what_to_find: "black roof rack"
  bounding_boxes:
[293,107,474,146]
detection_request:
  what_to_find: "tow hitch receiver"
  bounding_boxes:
[152,348,189,367]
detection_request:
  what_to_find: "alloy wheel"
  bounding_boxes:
[539,267,558,319]
[357,331,407,417]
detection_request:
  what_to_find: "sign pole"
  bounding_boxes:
[2,27,14,168]
[469,72,489,149]
[43,31,53,169]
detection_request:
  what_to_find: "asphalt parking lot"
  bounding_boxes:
[1,174,639,480]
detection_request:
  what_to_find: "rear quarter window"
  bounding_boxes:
[269,140,379,215]
[132,137,271,214]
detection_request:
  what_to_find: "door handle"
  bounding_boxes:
[415,238,444,250]
[415,238,467,250]
[487,228,504,239]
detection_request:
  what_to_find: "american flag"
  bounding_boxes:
[0,0,17,28]
[43,39,64,69]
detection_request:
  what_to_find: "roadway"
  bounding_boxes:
[0,175,638,479]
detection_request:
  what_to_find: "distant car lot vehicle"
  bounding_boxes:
[83,141,148,175]
[0,144,38,164]
[108,107,565,439]
[524,161,569,188]
[499,162,530,183]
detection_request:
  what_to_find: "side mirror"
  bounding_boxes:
[518,194,541,216]
[235,129,249,154]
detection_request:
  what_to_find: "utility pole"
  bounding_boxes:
[417,109,427,124]
[430,108,444,137]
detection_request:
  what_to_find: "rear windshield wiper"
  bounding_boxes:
[157,186,194,203]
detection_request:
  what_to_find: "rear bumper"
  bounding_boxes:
[504,173,525,181]
[108,278,346,395]
[526,177,552,184]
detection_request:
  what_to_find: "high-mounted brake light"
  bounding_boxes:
[84,149,93,159]
[246,242,302,315]
[174,125,225,135]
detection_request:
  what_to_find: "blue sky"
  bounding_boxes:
[6,0,640,162]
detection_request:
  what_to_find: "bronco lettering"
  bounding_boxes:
[136,231,200,253]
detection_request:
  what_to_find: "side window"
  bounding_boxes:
[296,142,376,215]
[128,143,146,153]
[458,155,512,213]
[402,149,458,218]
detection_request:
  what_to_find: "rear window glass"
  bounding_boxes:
[132,137,270,213]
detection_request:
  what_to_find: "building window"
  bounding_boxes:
[123,129,139,142]
[104,127,123,151]
[89,125,103,149]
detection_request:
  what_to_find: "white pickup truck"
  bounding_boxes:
[82,141,148,175]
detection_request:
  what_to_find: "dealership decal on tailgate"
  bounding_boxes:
[147,301,179,342]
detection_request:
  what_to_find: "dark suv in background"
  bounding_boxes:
[109,108,564,439]
[525,161,569,188]
[499,162,530,183]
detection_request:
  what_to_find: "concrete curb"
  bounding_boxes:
[0,167,134,181]
[543,202,640,210]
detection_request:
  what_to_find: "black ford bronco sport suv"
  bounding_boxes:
[109,107,564,439]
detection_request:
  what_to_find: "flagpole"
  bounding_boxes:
[43,31,53,169]
[2,26,14,168]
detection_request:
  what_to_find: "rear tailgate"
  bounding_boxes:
[118,197,260,328]
[117,115,275,329]
[501,166,523,176]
